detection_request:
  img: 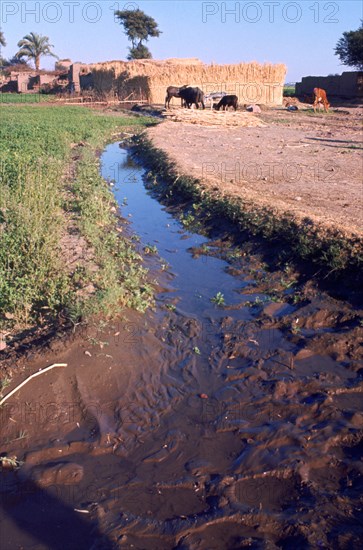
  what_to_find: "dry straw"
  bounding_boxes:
[90,59,287,105]
[162,108,267,128]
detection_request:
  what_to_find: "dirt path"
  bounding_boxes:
[148,106,363,237]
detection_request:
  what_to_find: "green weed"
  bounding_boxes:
[143,244,158,255]
[211,292,225,306]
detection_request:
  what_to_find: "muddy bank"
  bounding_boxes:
[0,145,362,549]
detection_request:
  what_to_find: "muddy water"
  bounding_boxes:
[0,144,362,549]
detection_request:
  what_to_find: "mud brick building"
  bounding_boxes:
[296,71,363,99]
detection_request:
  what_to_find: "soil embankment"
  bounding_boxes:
[148,107,363,237]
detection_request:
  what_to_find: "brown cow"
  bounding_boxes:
[313,88,330,113]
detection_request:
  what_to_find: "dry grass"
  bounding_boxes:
[162,108,267,127]
[90,59,287,105]
[90,58,203,73]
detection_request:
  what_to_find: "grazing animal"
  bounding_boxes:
[216,95,238,111]
[165,85,188,109]
[179,86,205,109]
[313,88,330,113]
[204,92,227,109]
[204,92,226,102]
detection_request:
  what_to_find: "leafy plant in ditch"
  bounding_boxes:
[211,292,225,306]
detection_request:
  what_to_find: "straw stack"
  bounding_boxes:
[90,59,287,105]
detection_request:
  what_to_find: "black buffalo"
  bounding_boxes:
[165,85,188,109]
[179,87,205,109]
[216,95,238,111]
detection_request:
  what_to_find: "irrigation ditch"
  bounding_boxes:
[0,133,362,549]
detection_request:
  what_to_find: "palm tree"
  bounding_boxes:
[0,31,6,47]
[15,32,58,70]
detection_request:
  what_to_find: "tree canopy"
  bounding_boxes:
[0,31,6,47]
[2,56,31,69]
[15,32,58,71]
[335,22,363,70]
[128,44,152,60]
[115,9,161,60]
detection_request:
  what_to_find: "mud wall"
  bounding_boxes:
[79,72,94,90]
[1,70,65,93]
[296,71,363,99]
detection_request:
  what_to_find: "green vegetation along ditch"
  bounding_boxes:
[0,105,155,334]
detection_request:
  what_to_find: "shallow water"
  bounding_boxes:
[101,144,255,318]
[0,143,362,550]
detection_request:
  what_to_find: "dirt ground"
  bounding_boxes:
[1,248,362,549]
[147,105,363,237]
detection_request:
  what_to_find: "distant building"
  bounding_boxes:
[0,61,77,94]
[295,71,363,99]
[0,69,63,93]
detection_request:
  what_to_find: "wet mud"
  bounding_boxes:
[0,145,362,549]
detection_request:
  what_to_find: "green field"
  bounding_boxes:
[0,105,154,330]
[0,92,56,103]
[283,85,296,97]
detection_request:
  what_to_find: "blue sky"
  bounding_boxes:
[1,1,362,82]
